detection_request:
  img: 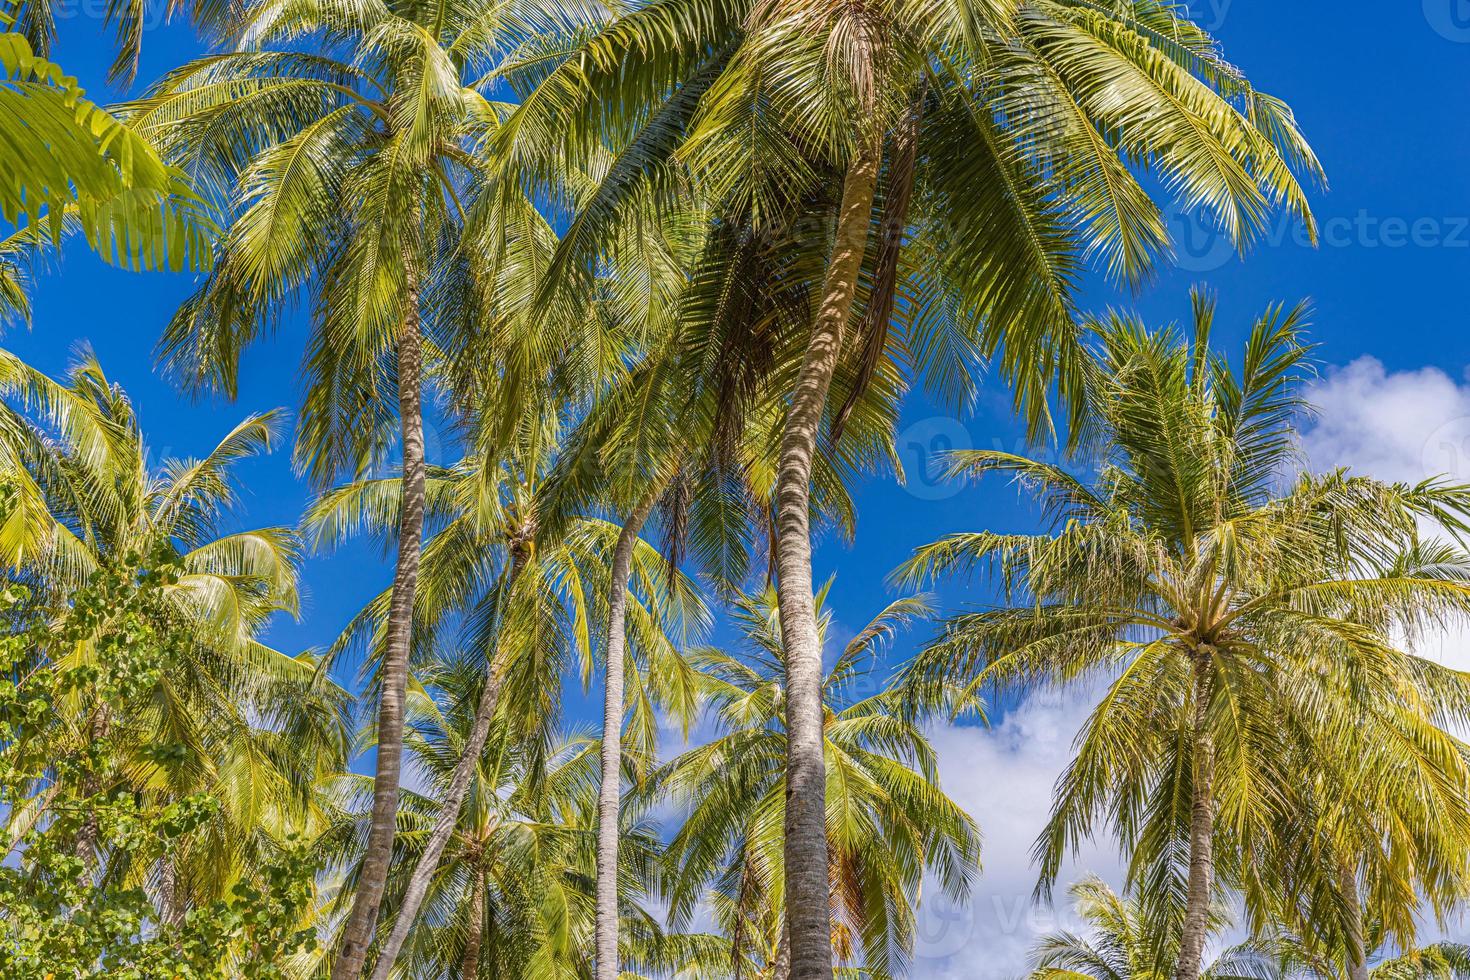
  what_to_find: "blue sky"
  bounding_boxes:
[12,1,1470,972]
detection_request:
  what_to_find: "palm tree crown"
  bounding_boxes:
[657,583,980,977]
[1026,875,1289,980]
[901,297,1470,979]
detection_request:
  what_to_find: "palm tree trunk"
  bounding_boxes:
[774,136,882,980]
[333,255,427,980]
[74,707,111,881]
[773,914,791,980]
[159,855,183,929]
[1176,652,1216,980]
[460,862,486,979]
[595,490,660,980]
[1339,859,1369,980]
[366,554,529,980]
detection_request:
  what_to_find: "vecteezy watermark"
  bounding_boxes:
[911,888,1099,963]
[48,0,174,28]
[1422,416,1470,482]
[1165,203,1243,274]
[895,423,1108,501]
[1183,0,1233,31]
[1426,0,1470,42]
[897,416,974,501]
[1163,202,1470,273]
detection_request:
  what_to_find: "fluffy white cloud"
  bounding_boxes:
[907,356,1470,976]
[1301,356,1470,674]
[910,689,1123,979]
[1301,356,1470,486]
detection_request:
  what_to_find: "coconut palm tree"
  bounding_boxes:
[0,349,348,915]
[1276,919,1470,980]
[899,298,1470,980]
[1358,940,1470,980]
[1025,875,1288,980]
[336,656,728,979]
[499,2,1323,969]
[0,23,213,282]
[305,408,710,976]
[122,0,608,969]
[297,157,693,970]
[652,582,980,977]
[537,196,912,978]
[1258,724,1470,980]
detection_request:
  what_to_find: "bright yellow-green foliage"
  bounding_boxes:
[0,571,323,979]
[902,296,1470,963]
[3,0,1470,977]
[1025,875,1289,980]
[0,353,348,923]
[497,0,1323,435]
[0,25,213,276]
[656,583,981,978]
[336,663,731,978]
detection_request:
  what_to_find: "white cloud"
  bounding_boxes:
[911,688,1123,979]
[908,356,1470,977]
[1300,356,1470,673]
[1300,356,1470,486]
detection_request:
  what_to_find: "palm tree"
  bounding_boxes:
[0,349,348,915]
[499,2,1323,969]
[339,656,728,979]
[305,416,709,976]
[1278,919,1470,980]
[1260,728,1470,980]
[1360,940,1470,980]
[0,26,213,282]
[539,201,910,979]
[1025,875,1287,980]
[122,0,602,970]
[654,583,980,977]
[899,299,1470,980]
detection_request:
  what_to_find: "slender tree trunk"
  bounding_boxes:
[460,861,486,979]
[333,256,427,980]
[159,855,184,929]
[74,708,111,881]
[1176,652,1216,980]
[367,544,531,980]
[774,137,882,980]
[595,490,660,980]
[773,914,791,980]
[75,796,100,879]
[1339,859,1369,980]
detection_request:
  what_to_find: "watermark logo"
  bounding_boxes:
[897,416,972,501]
[1164,202,1470,274]
[1184,0,1233,32]
[1165,203,1238,273]
[912,891,976,959]
[894,425,1111,501]
[911,889,1099,965]
[1426,0,1470,42]
[49,0,173,29]
[1422,416,1470,481]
